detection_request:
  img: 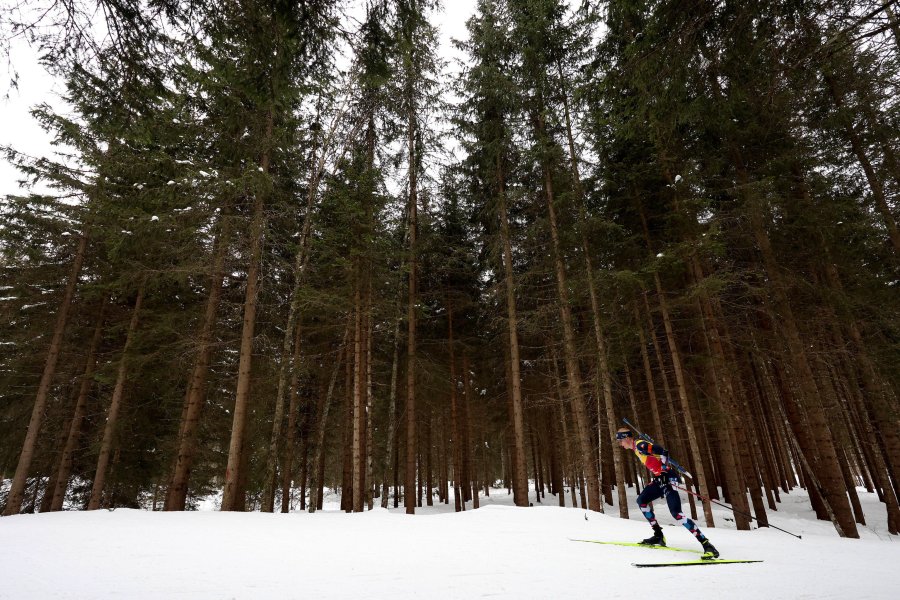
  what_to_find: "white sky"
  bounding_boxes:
[0,0,478,198]
[0,38,68,198]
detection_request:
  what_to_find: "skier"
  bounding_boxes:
[615,426,719,558]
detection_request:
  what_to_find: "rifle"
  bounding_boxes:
[622,417,693,479]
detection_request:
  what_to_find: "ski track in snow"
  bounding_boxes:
[0,486,898,599]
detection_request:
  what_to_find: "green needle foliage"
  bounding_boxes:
[1,0,898,535]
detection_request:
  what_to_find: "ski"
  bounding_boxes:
[633,559,763,568]
[569,539,701,554]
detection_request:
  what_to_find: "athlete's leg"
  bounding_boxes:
[637,481,665,528]
[664,486,708,542]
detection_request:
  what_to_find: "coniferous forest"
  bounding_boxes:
[1,0,899,541]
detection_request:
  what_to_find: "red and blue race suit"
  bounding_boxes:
[632,440,708,542]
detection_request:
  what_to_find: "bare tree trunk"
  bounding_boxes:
[688,256,752,529]
[49,298,107,511]
[405,78,419,514]
[726,344,770,526]
[636,201,715,526]
[4,230,89,516]
[462,353,475,506]
[531,425,543,502]
[365,297,375,510]
[417,445,424,508]
[634,300,665,445]
[262,99,358,512]
[552,349,580,509]
[393,425,401,508]
[381,313,401,508]
[352,283,365,512]
[495,160,529,507]
[308,327,349,513]
[341,349,354,512]
[448,302,463,512]
[747,204,859,538]
[298,409,310,512]
[281,322,303,513]
[708,50,857,533]
[424,404,433,506]
[165,214,231,511]
[823,262,900,507]
[841,358,900,532]
[745,357,786,504]
[535,110,601,513]
[556,65,621,516]
[439,411,450,505]
[221,109,273,512]
[548,407,564,506]
[652,275,715,526]
[87,284,145,510]
[642,290,696,520]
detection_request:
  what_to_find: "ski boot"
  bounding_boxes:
[700,539,719,560]
[640,525,666,547]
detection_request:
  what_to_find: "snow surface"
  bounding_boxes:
[1,485,898,599]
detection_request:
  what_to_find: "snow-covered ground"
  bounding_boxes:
[1,485,897,599]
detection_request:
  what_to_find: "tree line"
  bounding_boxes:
[1,0,898,539]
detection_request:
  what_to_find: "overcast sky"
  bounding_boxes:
[0,1,478,198]
[0,37,66,198]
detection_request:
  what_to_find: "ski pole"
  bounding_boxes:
[674,484,802,539]
[622,418,693,479]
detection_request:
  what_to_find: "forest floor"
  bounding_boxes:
[0,484,897,599]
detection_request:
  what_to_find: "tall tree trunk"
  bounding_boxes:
[341,345,354,512]
[405,75,419,514]
[823,262,900,504]
[221,109,273,512]
[281,322,303,513]
[557,62,623,516]
[634,300,665,445]
[4,229,89,516]
[87,284,145,510]
[381,313,401,509]
[49,298,107,511]
[552,348,580,509]
[495,159,529,507]
[536,117,601,512]
[652,276,715,526]
[352,282,365,512]
[365,296,375,510]
[260,121,332,512]
[637,202,715,526]
[688,256,753,529]
[727,344,771,525]
[448,302,464,512]
[748,211,859,537]
[461,352,475,506]
[424,404,433,506]
[165,213,231,511]
[308,327,349,513]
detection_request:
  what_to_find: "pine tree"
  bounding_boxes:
[454,0,530,507]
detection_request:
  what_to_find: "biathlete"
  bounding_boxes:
[616,426,719,558]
